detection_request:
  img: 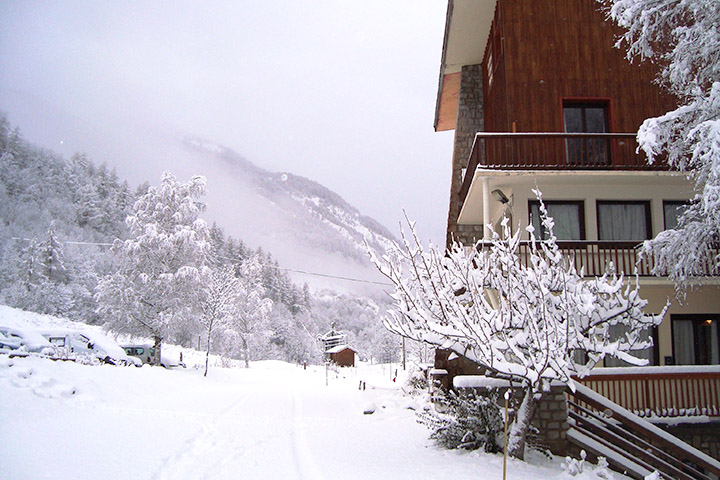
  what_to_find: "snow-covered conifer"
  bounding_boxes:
[600,0,720,287]
[95,172,212,365]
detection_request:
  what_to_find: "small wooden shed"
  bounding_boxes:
[327,345,356,367]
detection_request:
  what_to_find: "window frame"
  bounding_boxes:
[562,100,611,134]
[528,200,586,241]
[561,98,613,167]
[663,200,687,230]
[671,314,720,365]
[596,200,652,241]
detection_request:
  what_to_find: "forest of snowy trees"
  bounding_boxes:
[0,114,401,367]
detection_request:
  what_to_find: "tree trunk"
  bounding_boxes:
[204,332,211,377]
[153,335,162,367]
[241,336,249,368]
[507,386,540,460]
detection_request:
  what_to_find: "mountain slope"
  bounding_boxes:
[184,137,396,265]
[1,91,398,292]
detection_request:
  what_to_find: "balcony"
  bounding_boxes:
[474,240,720,278]
[459,132,668,206]
[574,366,720,420]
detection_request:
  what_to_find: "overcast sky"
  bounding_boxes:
[0,1,454,244]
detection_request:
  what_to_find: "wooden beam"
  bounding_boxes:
[436,72,461,131]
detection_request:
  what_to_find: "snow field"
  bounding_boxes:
[0,306,623,479]
[0,354,624,480]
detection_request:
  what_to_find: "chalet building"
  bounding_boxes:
[319,324,356,367]
[326,345,356,368]
[432,0,720,475]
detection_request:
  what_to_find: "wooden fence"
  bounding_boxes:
[574,366,720,419]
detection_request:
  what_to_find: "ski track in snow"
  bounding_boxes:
[291,390,325,480]
[150,382,326,480]
[152,386,260,480]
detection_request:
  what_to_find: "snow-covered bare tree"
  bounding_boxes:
[600,0,720,287]
[229,260,273,368]
[95,172,212,365]
[371,194,664,459]
[198,264,239,376]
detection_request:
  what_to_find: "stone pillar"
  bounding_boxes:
[532,387,571,455]
[446,64,484,250]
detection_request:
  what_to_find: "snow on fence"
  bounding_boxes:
[474,240,720,278]
[567,382,720,480]
[573,366,720,420]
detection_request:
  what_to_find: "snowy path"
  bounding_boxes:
[0,356,599,480]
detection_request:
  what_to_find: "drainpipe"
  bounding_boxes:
[482,177,490,239]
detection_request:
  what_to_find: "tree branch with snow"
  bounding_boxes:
[95,172,212,365]
[371,194,664,459]
[600,0,720,288]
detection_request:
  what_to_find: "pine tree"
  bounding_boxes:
[600,0,720,288]
[96,172,212,365]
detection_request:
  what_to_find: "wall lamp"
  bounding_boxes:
[491,189,511,204]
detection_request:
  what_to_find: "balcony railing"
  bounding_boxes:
[459,132,668,205]
[474,240,720,277]
[574,366,720,419]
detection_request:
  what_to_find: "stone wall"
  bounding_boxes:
[662,422,720,462]
[532,388,571,455]
[446,64,484,250]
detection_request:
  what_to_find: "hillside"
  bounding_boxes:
[183,136,397,279]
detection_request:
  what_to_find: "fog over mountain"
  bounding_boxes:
[180,136,398,292]
[1,92,396,293]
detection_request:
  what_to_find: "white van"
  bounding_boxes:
[122,343,185,368]
[41,329,140,366]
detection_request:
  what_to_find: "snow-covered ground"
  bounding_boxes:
[0,306,619,480]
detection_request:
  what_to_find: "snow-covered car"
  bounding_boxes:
[0,326,55,354]
[40,329,141,366]
[122,343,185,368]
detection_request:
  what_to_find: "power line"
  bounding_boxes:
[9,236,393,287]
[214,253,392,286]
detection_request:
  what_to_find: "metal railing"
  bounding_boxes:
[473,240,719,277]
[459,132,668,205]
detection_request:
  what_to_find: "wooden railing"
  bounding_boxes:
[574,366,720,419]
[459,132,668,205]
[474,240,720,278]
[567,382,720,480]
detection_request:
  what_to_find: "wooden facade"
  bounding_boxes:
[482,0,676,135]
[329,347,355,368]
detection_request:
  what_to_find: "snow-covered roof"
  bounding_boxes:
[453,375,511,389]
[326,345,355,354]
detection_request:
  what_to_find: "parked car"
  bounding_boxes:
[0,326,55,354]
[122,343,185,368]
[40,329,141,366]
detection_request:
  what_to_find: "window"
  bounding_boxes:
[563,101,610,166]
[672,315,720,365]
[597,201,651,241]
[663,201,687,230]
[604,325,659,367]
[529,201,584,240]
